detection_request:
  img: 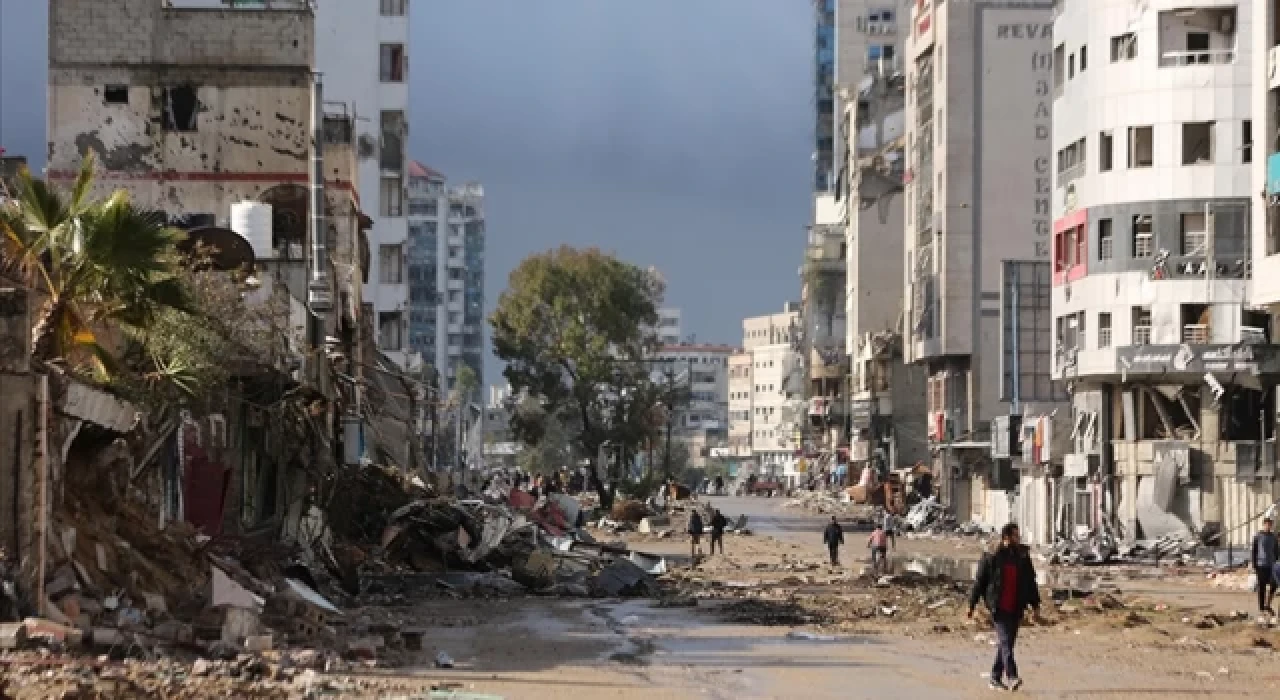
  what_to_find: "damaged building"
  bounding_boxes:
[37,0,425,543]
[1052,2,1278,548]
[903,0,1067,533]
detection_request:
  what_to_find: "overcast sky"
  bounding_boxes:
[0,0,813,379]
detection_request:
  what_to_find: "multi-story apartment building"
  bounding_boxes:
[802,194,849,451]
[816,0,838,191]
[728,352,755,460]
[742,305,805,481]
[1050,0,1274,548]
[902,0,1063,528]
[654,344,735,469]
[405,161,486,390]
[656,308,683,345]
[315,0,413,366]
[835,21,928,477]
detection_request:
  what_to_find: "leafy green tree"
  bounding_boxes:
[0,157,191,371]
[490,246,662,507]
[512,396,575,476]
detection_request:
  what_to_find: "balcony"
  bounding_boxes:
[1182,324,1209,345]
[1159,49,1234,67]
[1133,325,1152,346]
[1242,326,1268,345]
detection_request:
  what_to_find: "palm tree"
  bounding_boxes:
[0,156,190,371]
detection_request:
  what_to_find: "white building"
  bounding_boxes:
[315,0,413,366]
[656,308,682,345]
[741,304,805,481]
[728,352,755,457]
[654,343,736,468]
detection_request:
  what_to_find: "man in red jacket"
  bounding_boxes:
[968,523,1042,692]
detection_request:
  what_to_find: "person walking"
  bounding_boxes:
[687,510,705,562]
[709,509,728,555]
[868,524,892,575]
[823,516,845,566]
[968,523,1042,692]
[1252,517,1280,615]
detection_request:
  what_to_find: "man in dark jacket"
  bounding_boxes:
[822,516,845,566]
[1252,517,1280,614]
[968,523,1041,692]
[709,509,729,555]
[687,510,705,561]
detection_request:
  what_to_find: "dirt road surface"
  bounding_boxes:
[321,496,1280,699]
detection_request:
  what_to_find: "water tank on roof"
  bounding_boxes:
[231,201,273,261]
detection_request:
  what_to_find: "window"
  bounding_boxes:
[1098,313,1112,348]
[448,291,461,303]
[380,110,405,172]
[1110,33,1137,62]
[380,0,406,16]
[380,44,406,82]
[1053,44,1065,96]
[104,85,128,105]
[1180,212,1207,255]
[379,312,403,350]
[378,244,404,284]
[1185,32,1210,64]
[1128,126,1153,168]
[1181,122,1213,164]
[1098,218,1114,260]
[161,85,199,132]
[1132,215,1153,258]
[1099,131,1113,171]
[380,176,403,217]
[1243,120,1253,164]
[1068,53,1075,79]
[409,198,438,217]
[1080,45,1087,71]
[1132,307,1152,346]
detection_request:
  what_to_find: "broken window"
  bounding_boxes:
[1181,121,1213,165]
[380,176,403,217]
[1181,303,1210,344]
[1243,309,1270,344]
[1243,120,1253,164]
[104,85,129,105]
[380,110,405,172]
[379,311,404,350]
[1053,44,1065,97]
[1098,218,1114,260]
[1110,32,1137,62]
[1180,212,1207,255]
[1099,131,1113,171]
[1132,214,1153,258]
[379,244,404,284]
[380,43,407,82]
[161,85,199,132]
[1222,388,1270,441]
[1128,125,1153,168]
[1132,307,1152,346]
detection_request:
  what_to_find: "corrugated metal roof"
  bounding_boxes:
[59,380,139,433]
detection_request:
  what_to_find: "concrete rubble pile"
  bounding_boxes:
[365,487,662,600]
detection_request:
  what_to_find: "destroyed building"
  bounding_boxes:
[38,0,431,542]
[1051,3,1278,548]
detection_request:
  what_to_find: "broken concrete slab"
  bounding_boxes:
[0,622,27,650]
[212,567,264,612]
[589,557,657,597]
[244,634,273,652]
[638,516,670,534]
